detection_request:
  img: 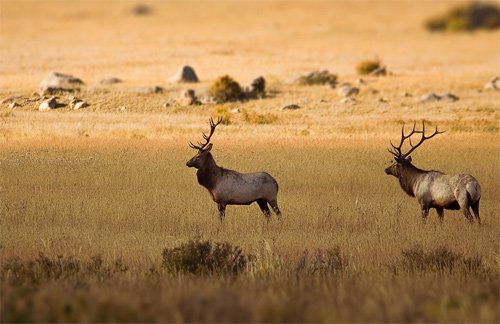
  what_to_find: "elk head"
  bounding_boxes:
[385,122,444,177]
[186,117,222,169]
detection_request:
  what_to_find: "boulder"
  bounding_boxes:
[69,97,89,109]
[337,83,359,97]
[99,77,122,85]
[136,86,164,94]
[484,76,500,90]
[39,96,59,111]
[39,72,84,94]
[169,65,199,83]
[176,89,199,106]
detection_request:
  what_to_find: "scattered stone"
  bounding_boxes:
[0,96,19,105]
[484,76,500,90]
[39,96,60,111]
[402,91,412,97]
[230,108,240,113]
[69,97,89,109]
[169,65,199,83]
[118,106,126,112]
[246,76,266,98]
[337,83,359,97]
[8,102,20,109]
[39,72,84,94]
[99,77,122,85]
[131,4,152,16]
[440,93,459,102]
[296,70,337,87]
[340,97,356,104]
[418,92,441,103]
[355,78,365,85]
[136,86,164,94]
[370,66,387,76]
[377,97,388,103]
[199,96,217,105]
[176,89,199,106]
[418,92,459,103]
[280,104,300,111]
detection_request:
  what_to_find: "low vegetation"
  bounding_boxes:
[296,70,337,86]
[212,105,231,125]
[242,110,278,124]
[425,2,500,32]
[356,59,381,75]
[209,75,244,103]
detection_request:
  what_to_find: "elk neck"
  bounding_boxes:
[398,163,426,197]
[196,152,222,191]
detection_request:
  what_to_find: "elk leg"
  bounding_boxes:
[471,199,481,224]
[456,192,474,223]
[436,207,444,224]
[421,208,429,224]
[257,199,271,222]
[269,200,282,220]
[217,203,226,222]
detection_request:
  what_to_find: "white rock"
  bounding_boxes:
[39,72,84,93]
[337,83,359,97]
[39,96,58,111]
[168,65,199,83]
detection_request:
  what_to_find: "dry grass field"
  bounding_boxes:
[1,0,500,322]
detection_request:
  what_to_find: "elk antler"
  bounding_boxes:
[189,117,223,150]
[388,121,444,160]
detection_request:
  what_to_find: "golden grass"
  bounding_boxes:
[1,137,499,321]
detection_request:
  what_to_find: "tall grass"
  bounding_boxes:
[0,138,498,321]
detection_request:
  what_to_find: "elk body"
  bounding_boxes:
[186,117,282,222]
[385,122,481,224]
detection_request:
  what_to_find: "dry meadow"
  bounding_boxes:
[1,0,499,322]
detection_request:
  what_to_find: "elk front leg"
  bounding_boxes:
[436,207,444,224]
[217,203,226,222]
[256,199,271,222]
[419,200,430,224]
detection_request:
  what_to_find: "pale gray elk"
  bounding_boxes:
[186,117,282,222]
[385,122,481,224]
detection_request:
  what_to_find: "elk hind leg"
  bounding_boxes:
[256,199,271,222]
[436,207,444,224]
[268,199,282,220]
[471,199,481,224]
[457,191,474,223]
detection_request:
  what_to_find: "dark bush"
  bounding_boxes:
[356,60,381,75]
[296,70,337,87]
[161,239,250,275]
[295,246,348,277]
[425,2,500,32]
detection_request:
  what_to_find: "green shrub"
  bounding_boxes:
[209,75,243,103]
[161,239,250,275]
[242,110,278,124]
[212,105,231,125]
[356,60,381,75]
[296,70,337,86]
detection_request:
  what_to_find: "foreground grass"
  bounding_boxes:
[0,137,498,321]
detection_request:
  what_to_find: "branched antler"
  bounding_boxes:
[388,121,444,160]
[189,117,223,150]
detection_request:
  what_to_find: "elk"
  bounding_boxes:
[186,117,282,222]
[385,122,481,224]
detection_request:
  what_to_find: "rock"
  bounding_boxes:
[484,76,500,90]
[280,104,300,111]
[0,96,20,105]
[39,96,59,111]
[418,93,441,103]
[136,86,164,94]
[377,97,388,103]
[370,66,387,76]
[355,78,365,85]
[440,93,459,102]
[118,106,126,112]
[199,96,217,105]
[337,83,359,97]
[230,108,240,113]
[168,65,199,83]
[99,77,122,85]
[8,102,20,109]
[402,92,412,97]
[176,89,198,106]
[39,72,84,94]
[69,97,89,109]
[340,97,356,104]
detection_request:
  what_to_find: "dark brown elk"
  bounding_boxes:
[385,122,481,224]
[186,117,282,222]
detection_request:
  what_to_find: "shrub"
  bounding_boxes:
[296,70,337,86]
[212,105,231,125]
[396,245,487,274]
[356,60,381,75]
[161,239,250,275]
[295,246,348,277]
[209,75,244,103]
[242,110,278,124]
[425,2,500,32]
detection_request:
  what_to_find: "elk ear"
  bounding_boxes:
[205,143,213,152]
